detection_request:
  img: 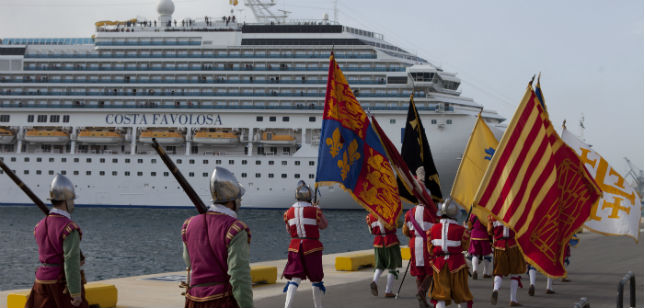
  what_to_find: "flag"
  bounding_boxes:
[371,115,439,220]
[398,96,443,204]
[450,113,499,224]
[315,54,401,228]
[473,83,601,278]
[562,128,640,242]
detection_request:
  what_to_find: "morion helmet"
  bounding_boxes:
[295,180,312,202]
[440,198,458,219]
[49,174,76,201]
[210,167,245,204]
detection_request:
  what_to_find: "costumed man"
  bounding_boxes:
[488,216,527,307]
[283,180,328,308]
[402,167,437,308]
[26,174,89,308]
[527,265,554,296]
[366,212,402,298]
[427,199,473,308]
[181,167,252,308]
[528,232,577,295]
[467,213,492,280]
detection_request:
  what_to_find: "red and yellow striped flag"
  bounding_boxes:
[473,83,601,277]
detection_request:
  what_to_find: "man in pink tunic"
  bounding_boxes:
[26,174,88,308]
[181,167,252,308]
[467,213,492,280]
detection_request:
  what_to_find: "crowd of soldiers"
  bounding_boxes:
[23,166,571,308]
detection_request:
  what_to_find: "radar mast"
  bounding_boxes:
[243,0,289,23]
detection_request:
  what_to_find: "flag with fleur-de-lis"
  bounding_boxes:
[315,53,401,228]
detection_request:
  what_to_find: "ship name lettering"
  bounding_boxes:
[106,114,221,126]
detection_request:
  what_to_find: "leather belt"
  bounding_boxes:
[191,281,226,288]
[41,263,62,267]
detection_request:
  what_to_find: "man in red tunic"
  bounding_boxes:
[427,200,473,308]
[488,216,527,307]
[402,173,437,308]
[366,213,402,298]
[26,174,89,308]
[181,167,252,308]
[283,181,328,308]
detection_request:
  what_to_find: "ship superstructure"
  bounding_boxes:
[0,0,504,208]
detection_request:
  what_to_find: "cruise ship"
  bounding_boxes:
[0,0,504,209]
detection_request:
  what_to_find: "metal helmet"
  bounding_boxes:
[440,198,458,219]
[294,180,312,202]
[49,174,76,201]
[210,167,245,204]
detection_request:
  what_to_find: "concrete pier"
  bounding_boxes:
[2,229,642,308]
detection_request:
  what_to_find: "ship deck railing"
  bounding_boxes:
[0,79,385,85]
[22,66,406,72]
[24,54,377,59]
[0,102,453,112]
[0,91,413,98]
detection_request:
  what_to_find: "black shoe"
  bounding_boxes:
[472,272,478,280]
[546,289,555,294]
[491,290,498,305]
[416,292,429,308]
[370,281,378,296]
[528,284,535,296]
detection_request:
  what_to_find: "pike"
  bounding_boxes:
[150,138,208,214]
[0,158,87,264]
[0,158,49,215]
[150,138,204,293]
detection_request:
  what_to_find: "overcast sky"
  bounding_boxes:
[0,0,642,176]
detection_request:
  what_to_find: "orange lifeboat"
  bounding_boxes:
[24,127,70,144]
[77,127,123,144]
[259,131,296,145]
[192,128,239,145]
[139,128,184,144]
[0,127,15,144]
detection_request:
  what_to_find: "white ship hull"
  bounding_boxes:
[0,111,482,209]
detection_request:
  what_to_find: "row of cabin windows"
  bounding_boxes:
[6,169,314,179]
[430,119,453,124]
[26,114,70,123]
[7,156,315,166]
[256,116,317,122]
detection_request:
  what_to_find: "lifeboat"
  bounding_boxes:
[77,128,123,144]
[139,128,184,144]
[192,129,240,145]
[0,127,15,144]
[259,131,296,145]
[24,127,70,144]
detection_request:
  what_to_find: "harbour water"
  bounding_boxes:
[0,205,404,291]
